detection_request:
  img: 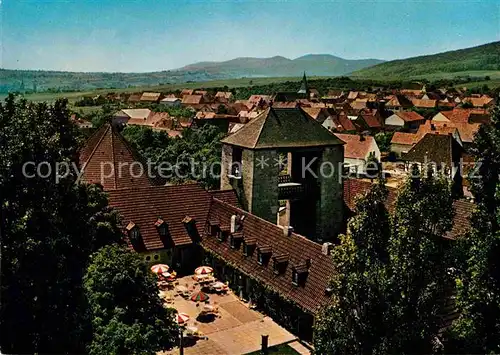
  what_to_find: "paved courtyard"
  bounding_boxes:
[159,275,298,355]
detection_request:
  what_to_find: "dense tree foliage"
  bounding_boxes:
[0,94,176,354]
[122,124,225,189]
[84,245,177,355]
[315,171,454,354]
[447,103,500,353]
[314,180,391,354]
[0,94,124,353]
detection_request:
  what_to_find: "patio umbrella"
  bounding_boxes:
[190,291,210,302]
[176,312,190,325]
[161,271,171,278]
[194,266,213,275]
[151,264,169,274]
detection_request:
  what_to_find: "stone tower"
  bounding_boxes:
[220,107,345,242]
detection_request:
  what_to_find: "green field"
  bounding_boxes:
[1,76,329,104]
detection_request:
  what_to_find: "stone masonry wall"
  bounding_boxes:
[316,145,344,241]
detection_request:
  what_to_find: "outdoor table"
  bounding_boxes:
[202,304,214,313]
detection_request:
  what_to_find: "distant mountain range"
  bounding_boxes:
[350,41,500,79]
[0,54,383,93]
[174,54,384,78]
[1,41,499,94]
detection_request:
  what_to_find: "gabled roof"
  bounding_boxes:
[437,108,489,124]
[334,133,376,160]
[386,95,413,108]
[411,98,437,108]
[394,111,425,122]
[404,133,463,166]
[221,107,344,149]
[202,198,335,314]
[182,95,203,105]
[108,184,212,250]
[117,108,151,120]
[140,92,161,102]
[391,132,417,145]
[78,124,152,190]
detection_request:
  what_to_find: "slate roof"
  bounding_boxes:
[107,184,212,250]
[221,107,344,149]
[78,124,153,190]
[201,198,336,314]
[404,133,462,166]
[334,133,375,160]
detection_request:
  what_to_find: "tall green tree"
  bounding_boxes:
[84,245,177,355]
[314,180,391,354]
[0,95,123,353]
[314,170,454,354]
[386,169,453,353]
[447,103,500,353]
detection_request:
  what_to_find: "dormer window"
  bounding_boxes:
[217,225,230,242]
[257,245,272,265]
[229,232,243,249]
[182,216,199,241]
[155,218,169,238]
[208,220,220,236]
[126,221,140,242]
[243,238,256,256]
[272,254,289,275]
[291,261,310,287]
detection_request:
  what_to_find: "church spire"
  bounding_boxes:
[297,71,309,95]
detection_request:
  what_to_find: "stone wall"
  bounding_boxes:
[250,149,280,224]
[316,145,344,241]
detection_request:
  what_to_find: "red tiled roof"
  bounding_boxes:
[181,89,194,96]
[78,124,153,190]
[140,92,162,102]
[337,114,357,131]
[108,184,212,250]
[391,132,417,145]
[128,111,170,127]
[202,199,336,314]
[208,189,241,207]
[182,95,203,105]
[334,133,375,159]
[395,111,424,122]
[343,179,473,240]
[361,114,382,128]
[437,108,488,124]
[411,98,437,108]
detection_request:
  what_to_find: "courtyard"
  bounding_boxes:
[158,275,309,355]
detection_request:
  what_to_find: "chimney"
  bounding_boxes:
[283,225,294,237]
[230,215,238,233]
[359,134,365,141]
[322,242,334,255]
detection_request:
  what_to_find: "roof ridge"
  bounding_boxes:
[110,125,117,189]
[83,124,111,165]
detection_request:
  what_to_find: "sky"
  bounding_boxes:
[1,0,499,72]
